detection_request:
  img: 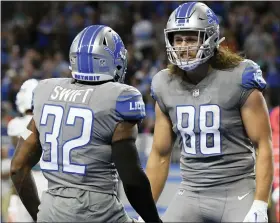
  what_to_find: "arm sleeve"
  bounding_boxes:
[115,86,146,121]
[240,59,267,106]
[112,139,161,223]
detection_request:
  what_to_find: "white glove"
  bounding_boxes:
[137,216,144,222]
[131,218,139,223]
[131,216,144,223]
[272,187,279,203]
[243,200,268,222]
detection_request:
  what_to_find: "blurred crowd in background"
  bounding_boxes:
[1,1,280,222]
[2,1,280,133]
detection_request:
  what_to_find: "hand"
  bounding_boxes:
[272,187,279,203]
[137,216,144,222]
[130,217,144,223]
[137,216,163,223]
[131,218,140,223]
[243,200,268,222]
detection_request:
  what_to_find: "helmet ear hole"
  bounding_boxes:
[116,65,122,70]
[103,37,108,46]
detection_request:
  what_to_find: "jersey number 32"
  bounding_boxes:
[39,104,93,175]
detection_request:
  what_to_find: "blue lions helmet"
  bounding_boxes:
[69,25,127,83]
[165,2,225,71]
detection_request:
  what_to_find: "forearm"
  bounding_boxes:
[255,142,274,202]
[146,150,171,202]
[11,168,40,221]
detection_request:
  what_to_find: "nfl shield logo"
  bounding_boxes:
[99,59,106,67]
[193,89,199,97]
[70,56,76,65]
[178,189,184,196]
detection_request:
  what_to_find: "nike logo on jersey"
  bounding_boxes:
[50,86,93,103]
[238,191,252,200]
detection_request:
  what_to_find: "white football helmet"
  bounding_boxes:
[16,79,39,114]
[164,2,225,71]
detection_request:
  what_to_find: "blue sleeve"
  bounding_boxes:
[241,60,266,91]
[115,88,146,121]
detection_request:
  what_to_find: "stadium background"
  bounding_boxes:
[1,1,279,222]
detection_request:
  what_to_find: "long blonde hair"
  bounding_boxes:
[167,46,244,80]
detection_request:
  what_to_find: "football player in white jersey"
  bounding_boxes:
[7,79,39,148]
